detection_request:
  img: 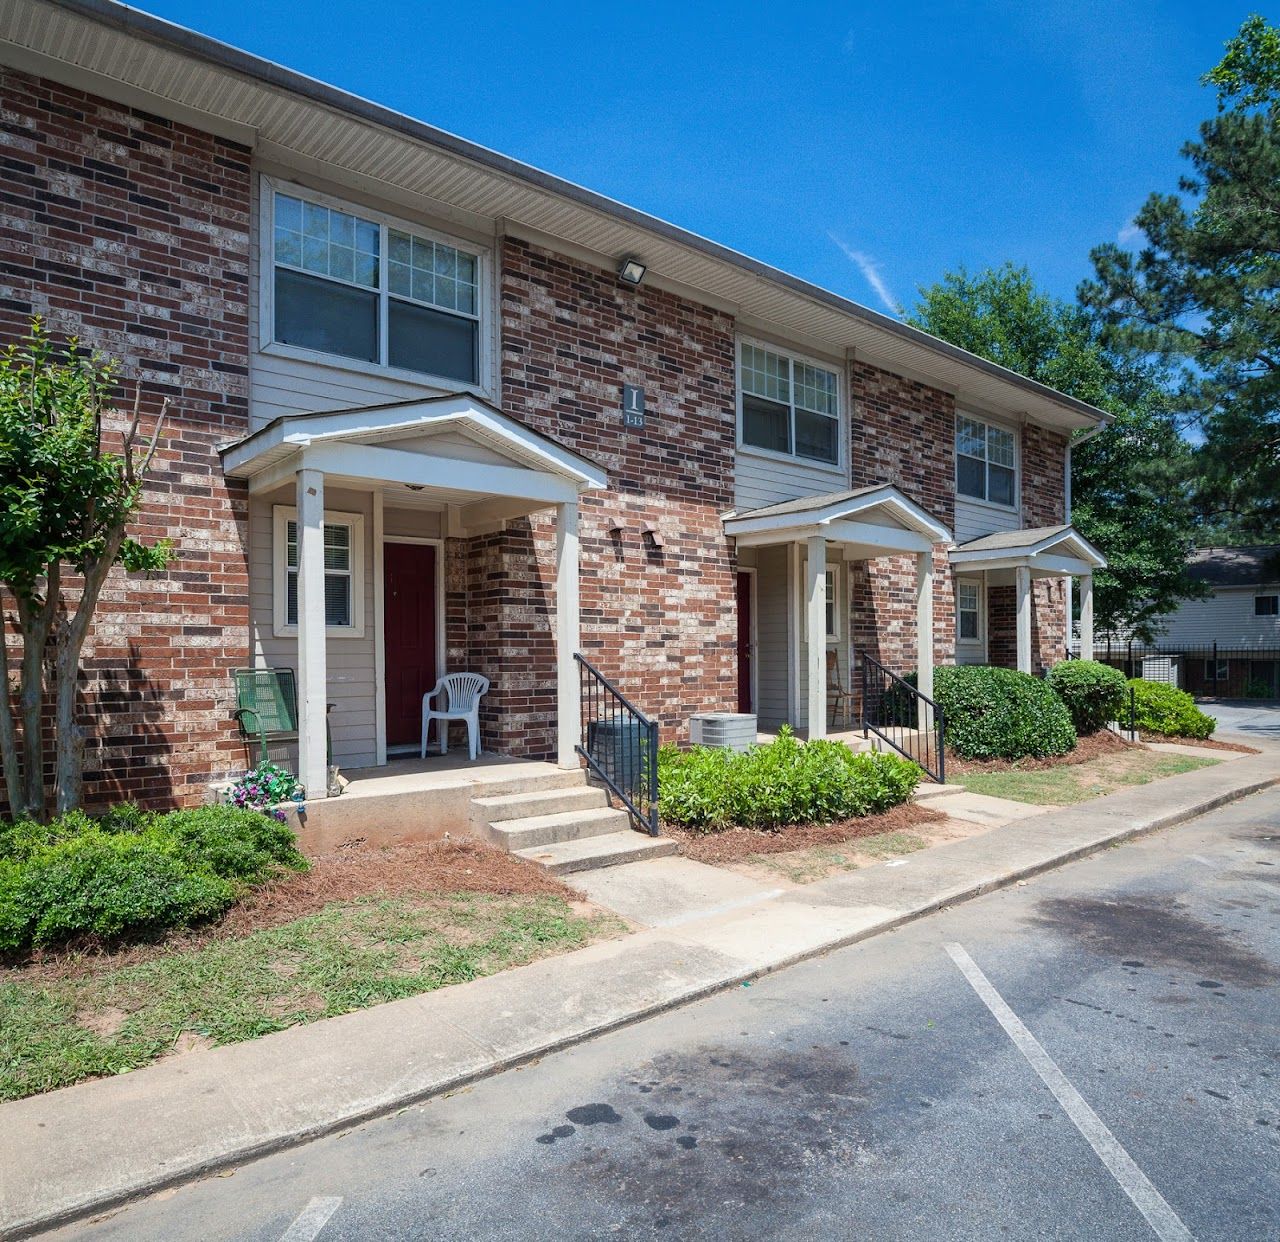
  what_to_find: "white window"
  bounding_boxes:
[273,507,366,637]
[825,568,840,640]
[269,186,481,385]
[957,415,1017,507]
[739,341,841,466]
[1255,595,1278,616]
[957,580,983,642]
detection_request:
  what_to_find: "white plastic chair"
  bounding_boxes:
[421,672,490,760]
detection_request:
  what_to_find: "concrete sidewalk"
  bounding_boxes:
[3,751,1277,1238]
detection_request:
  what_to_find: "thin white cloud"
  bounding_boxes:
[828,233,902,316]
[1117,220,1144,246]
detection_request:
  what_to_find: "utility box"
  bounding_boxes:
[1140,655,1181,687]
[689,712,757,752]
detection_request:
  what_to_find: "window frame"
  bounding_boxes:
[1254,594,1279,617]
[735,336,845,473]
[955,577,985,646]
[825,567,841,641]
[272,505,366,639]
[955,412,1019,512]
[1203,658,1230,683]
[259,175,492,395]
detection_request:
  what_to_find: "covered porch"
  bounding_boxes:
[948,524,1107,673]
[220,393,608,798]
[725,486,953,740]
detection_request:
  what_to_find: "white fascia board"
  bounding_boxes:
[949,550,1100,577]
[725,485,950,543]
[731,520,934,554]
[302,441,578,504]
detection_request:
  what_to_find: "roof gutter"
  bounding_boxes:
[45,0,1112,431]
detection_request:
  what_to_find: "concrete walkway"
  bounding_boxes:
[3,752,1278,1238]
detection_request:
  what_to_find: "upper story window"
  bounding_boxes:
[739,341,841,466]
[1256,594,1279,616]
[270,186,481,386]
[956,415,1017,508]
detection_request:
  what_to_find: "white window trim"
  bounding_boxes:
[955,411,1019,513]
[956,575,985,646]
[825,567,841,641]
[273,505,366,639]
[258,175,494,397]
[735,335,846,475]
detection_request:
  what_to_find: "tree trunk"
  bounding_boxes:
[53,540,121,817]
[0,601,25,818]
[15,591,55,820]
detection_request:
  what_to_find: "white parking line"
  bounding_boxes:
[946,943,1195,1242]
[279,1196,343,1241]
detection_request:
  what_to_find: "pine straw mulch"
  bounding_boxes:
[668,802,945,866]
[945,727,1143,776]
[7,837,578,984]
[1139,733,1259,754]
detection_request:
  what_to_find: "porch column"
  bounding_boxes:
[296,467,329,798]
[806,536,827,739]
[1079,572,1094,662]
[915,550,934,701]
[1015,564,1033,674]
[555,499,581,768]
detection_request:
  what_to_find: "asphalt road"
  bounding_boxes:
[46,790,1280,1241]
[1206,700,1280,743]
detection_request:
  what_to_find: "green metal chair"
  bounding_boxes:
[232,667,332,769]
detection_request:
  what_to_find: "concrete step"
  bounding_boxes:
[914,782,966,801]
[472,784,609,826]
[514,830,679,875]
[487,806,633,851]
[468,767,589,799]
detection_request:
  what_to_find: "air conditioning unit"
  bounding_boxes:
[689,712,757,752]
[1141,655,1181,687]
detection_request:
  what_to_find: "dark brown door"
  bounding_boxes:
[384,542,438,747]
[736,571,754,713]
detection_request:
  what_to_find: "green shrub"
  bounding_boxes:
[161,805,306,882]
[0,803,307,953]
[657,727,922,833]
[5,830,235,949]
[1127,679,1216,739]
[933,665,1077,760]
[1047,660,1128,733]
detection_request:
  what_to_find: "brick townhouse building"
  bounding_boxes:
[0,0,1107,809]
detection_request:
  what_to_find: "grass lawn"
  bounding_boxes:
[0,891,620,1102]
[956,751,1219,806]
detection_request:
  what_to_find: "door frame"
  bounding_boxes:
[374,519,447,763]
[736,566,758,715]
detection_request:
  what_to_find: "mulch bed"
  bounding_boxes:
[7,837,577,982]
[668,803,945,866]
[946,727,1141,776]
[1139,733,1258,754]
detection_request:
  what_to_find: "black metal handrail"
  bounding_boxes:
[858,649,946,784]
[574,653,659,836]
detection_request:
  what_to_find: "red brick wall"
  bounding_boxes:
[0,69,251,809]
[491,236,738,755]
[848,363,956,675]
[1023,424,1067,528]
[986,579,1067,674]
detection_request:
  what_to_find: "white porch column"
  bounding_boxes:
[915,550,934,701]
[1079,572,1094,662]
[806,536,827,739]
[295,468,329,798]
[555,499,581,768]
[1015,564,1033,674]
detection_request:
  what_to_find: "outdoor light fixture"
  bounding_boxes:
[641,523,664,549]
[618,256,647,285]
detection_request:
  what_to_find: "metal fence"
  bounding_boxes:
[1069,640,1280,700]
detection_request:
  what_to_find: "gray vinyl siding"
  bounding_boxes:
[954,497,1021,543]
[1156,587,1280,647]
[754,545,792,728]
[734,448,848,512]
[249,484,377,768]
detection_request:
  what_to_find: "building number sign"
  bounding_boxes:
[622,384,646,429]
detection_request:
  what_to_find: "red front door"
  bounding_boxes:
[736,571,754,713]
[384,542,438,748]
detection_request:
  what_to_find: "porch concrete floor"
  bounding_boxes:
[338,753,566,800]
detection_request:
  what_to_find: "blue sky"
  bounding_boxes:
[145,0,1252,316]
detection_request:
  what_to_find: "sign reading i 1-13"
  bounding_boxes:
[622,384,646,428]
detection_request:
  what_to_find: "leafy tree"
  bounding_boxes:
[1080,14,1280,539]
[0,320,172,819]
[909,264,1204,639]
